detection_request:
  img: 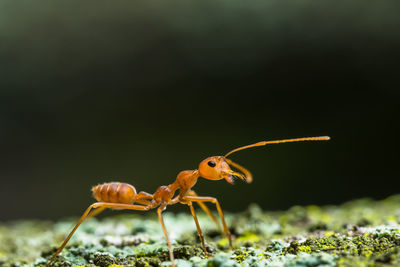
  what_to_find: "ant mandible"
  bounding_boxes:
[48,136,330,266]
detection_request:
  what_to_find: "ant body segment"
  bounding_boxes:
[48,136,330,266]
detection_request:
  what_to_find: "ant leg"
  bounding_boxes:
[48,203,97,266]
[157,204,175,267]
[135,191,154,205]
[172,191,220,231]
[92,202,150,210]
[186,190,221,231]
[137,191,154,199]
[183,196,233,249]
[48,202,150,266]
[85,206,106,220]
[85,203,151,222]
[187,201,210,257]
[135,199,152,205]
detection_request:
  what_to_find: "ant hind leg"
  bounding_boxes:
[85,206,106,220]
[48,202,150,267]
[48,203,97,266]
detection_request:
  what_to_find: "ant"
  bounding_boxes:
[48,136,330,266]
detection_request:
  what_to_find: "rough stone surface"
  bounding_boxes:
[2,195,400,266]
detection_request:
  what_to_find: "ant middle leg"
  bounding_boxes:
[182,196,233,249]
[157,204,176,267]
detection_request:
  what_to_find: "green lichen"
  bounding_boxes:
[2,195,400,266]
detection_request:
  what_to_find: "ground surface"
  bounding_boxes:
[2,195,400,266]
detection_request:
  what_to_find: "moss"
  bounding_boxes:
[284,253,337,267]
[281,229,400,266]
[3,195,400,266]
[205,253,240,267]
[173,245,204,259]
[232,249,248,263]
[130,256,162,267]
[92,253,115,267]
[266,240,287,254]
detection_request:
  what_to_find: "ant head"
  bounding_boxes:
[198,156,248,184]
[197,136,330,185]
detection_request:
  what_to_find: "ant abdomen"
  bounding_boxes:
[92,182,137,204]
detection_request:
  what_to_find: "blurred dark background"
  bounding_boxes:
[0,1,399,220]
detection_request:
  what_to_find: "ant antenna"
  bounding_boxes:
[224,136,330,157]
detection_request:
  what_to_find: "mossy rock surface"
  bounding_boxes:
[2,195,400,266]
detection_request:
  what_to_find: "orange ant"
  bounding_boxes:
[48,136,330,266]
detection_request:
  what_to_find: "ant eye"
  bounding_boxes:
[207,161,216,167]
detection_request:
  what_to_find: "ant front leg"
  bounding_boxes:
[186,190,221,232]
[182,196,233,249]
[187,201,210,257]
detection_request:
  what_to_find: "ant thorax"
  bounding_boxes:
[153,185,175,203]
[174,170,200,191]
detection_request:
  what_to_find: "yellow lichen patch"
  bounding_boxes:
[233,250,249,263]
[363,249,373,258]
[386,215,398,223]
[320,214,332,224]
[236,233,260,246]
[307,205,321,213]
[298,245,312,253]
[324,231,335,237]
[218,237,229,248]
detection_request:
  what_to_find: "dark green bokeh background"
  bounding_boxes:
[1,1,399,220]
